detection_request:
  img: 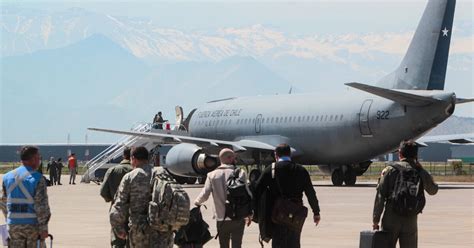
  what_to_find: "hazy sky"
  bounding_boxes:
[1,0,473,143]
[4,0,472,35]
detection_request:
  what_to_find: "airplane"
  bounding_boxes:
[90,0,473,186]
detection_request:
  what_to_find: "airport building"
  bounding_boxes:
[0,144,110,162]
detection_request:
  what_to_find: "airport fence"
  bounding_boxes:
[0,161,89,175]
[303,161,474,179]
[1,161,473,180]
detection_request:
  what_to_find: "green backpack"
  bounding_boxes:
[148,168,190,232]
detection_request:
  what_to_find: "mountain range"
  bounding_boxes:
[1,7,472,143]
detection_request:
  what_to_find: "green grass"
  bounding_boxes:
[2,161,473,182]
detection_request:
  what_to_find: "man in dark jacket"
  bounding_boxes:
[47,157,58,185]
[372,141,438,248]
[254,143,321,248]
[100,147,133,248]
[56,158,64,185]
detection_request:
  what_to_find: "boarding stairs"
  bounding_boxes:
[81,122,152,183]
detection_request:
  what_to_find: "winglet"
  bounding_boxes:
[346,82,440,107]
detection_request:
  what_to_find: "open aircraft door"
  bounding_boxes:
[359,100,373,137]
[255,114,263,134]
[175,106,184,130]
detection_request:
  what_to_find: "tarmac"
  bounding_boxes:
[1,175,473,247]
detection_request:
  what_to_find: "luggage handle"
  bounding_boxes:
[37,234,53,248]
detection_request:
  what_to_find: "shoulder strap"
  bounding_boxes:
[389,163,405,172]
[272,163,285,198]
[271,163,275,179]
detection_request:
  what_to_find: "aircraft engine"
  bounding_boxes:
[165,143,219,177]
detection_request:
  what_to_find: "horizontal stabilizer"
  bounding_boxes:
[418,133,474,144]
[346,82,441,107]
[456,98,474,104]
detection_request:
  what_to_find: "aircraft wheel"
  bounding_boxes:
[331,169,344,186]
[249,169,262,184]
[198,176,207,185]
[185,177,197,185]
[343,167,357,186]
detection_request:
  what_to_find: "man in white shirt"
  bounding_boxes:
[194,148,252,248]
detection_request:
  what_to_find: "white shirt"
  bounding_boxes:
[194,164,251,221]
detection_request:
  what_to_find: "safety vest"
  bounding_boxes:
[3,165,41,225]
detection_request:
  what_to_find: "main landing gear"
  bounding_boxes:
[331,166,357,186]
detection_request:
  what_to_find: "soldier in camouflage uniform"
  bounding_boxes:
[110,146,174,248]
[372,141,438,248]
[1,146,51,248]
[101,147,133,248]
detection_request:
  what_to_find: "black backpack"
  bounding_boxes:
[174,206,212,247]
[225,168,252,220]
[389,164,426,216]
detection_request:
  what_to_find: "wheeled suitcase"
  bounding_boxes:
[37,234,54,248]
[359,230,390,248]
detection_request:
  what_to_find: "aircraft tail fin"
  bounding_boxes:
[377,0,456,90]
[346,82,441,107]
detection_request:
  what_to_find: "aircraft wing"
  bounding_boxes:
[88,127,276,152]
[417,133,474,145]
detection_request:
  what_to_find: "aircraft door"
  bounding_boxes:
[359,100,373,137]
[175,106,184,130]
[255,114,263,134]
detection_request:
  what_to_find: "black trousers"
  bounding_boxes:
[272,224,302,248]
[216,219,245,248]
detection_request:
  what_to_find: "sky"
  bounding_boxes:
[4,1,472,34]
[1,0,473,143]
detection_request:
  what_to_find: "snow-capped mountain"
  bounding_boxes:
[1,6,472,143]
[4,7,472,65]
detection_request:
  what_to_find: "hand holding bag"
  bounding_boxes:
[270,163,308,232]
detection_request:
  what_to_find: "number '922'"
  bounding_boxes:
[376,110,390,120]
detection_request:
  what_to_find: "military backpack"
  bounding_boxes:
[148,168,190,232]
[389,163,426,216]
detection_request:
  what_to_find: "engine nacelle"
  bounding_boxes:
[164,143,219,177]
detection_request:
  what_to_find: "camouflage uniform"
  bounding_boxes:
[101,159,132,248]
[373,159,438,248]
[2,172,51,248]
[149,230,174,248]
[111,164,173,248]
